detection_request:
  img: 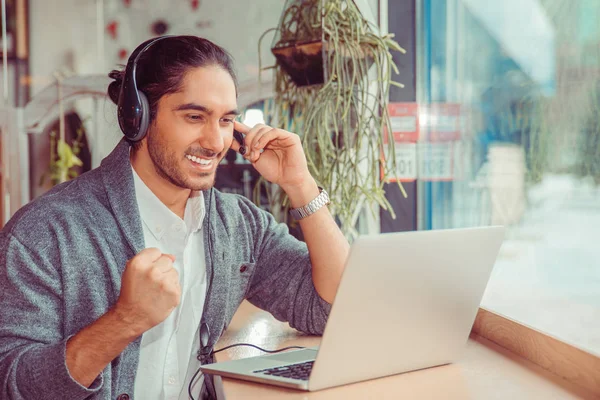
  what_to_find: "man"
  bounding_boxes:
[0,35,349,400]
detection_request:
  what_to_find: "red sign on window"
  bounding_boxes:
[386,103,420,143]
[382,103,419,182]
[382,103,462,182]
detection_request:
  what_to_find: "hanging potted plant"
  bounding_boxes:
[258,0,406,237]
[270,1,325,87]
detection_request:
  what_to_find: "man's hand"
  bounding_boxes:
[66,248,180,388]
[114,248,181,335]
[231,121,312,193]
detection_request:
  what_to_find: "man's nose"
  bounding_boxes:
[202,121,225,155]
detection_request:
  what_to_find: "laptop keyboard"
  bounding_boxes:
[253,361,314,381]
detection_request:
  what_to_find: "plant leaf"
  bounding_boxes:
[57,139,69,161]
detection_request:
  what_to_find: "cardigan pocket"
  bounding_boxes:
[224,262,255,322]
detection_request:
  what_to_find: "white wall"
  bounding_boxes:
[29,0,100,95]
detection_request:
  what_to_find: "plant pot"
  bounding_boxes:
[271,40,325,87]
[272,40,375,88]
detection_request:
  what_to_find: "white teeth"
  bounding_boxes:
[186,154,212,165]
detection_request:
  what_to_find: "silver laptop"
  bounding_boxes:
[200,226,505,391]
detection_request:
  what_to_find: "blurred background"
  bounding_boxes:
[0,0,597,358]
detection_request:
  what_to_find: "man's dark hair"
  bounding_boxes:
[107,35,238,148]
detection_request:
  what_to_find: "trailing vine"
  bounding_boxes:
[258,0,406,237]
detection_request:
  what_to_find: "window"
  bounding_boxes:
[419,0,600,354]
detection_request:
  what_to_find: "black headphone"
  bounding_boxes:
[117,35,174,142]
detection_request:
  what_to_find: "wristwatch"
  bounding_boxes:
[289,187,330,220]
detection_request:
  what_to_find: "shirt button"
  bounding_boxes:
[240,265,248,272]
[116,394,130,400]
[168,376,177,385]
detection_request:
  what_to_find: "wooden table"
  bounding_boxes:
[214,301,595,399]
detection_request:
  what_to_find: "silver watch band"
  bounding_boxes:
[289,187,330,220]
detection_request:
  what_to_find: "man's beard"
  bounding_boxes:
[147,131,221,191]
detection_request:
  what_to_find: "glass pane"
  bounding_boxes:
[421,0,600,354]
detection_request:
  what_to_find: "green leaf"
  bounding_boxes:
[71,154,83,167]
[57,139,84,168]
[57,139,69,161]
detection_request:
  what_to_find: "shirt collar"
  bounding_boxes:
[131,165,205,241]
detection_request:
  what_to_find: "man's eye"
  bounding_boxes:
[221,118,234,124]
[187,115,202,121]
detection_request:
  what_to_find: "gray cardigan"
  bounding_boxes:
[0,140,331,400]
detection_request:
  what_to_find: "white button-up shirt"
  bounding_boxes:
[131,167,207,400]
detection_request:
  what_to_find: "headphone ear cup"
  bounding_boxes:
[129,91,150,142]
[117,35,173,142]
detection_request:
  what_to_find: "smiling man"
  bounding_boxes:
[0,36,349,400]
